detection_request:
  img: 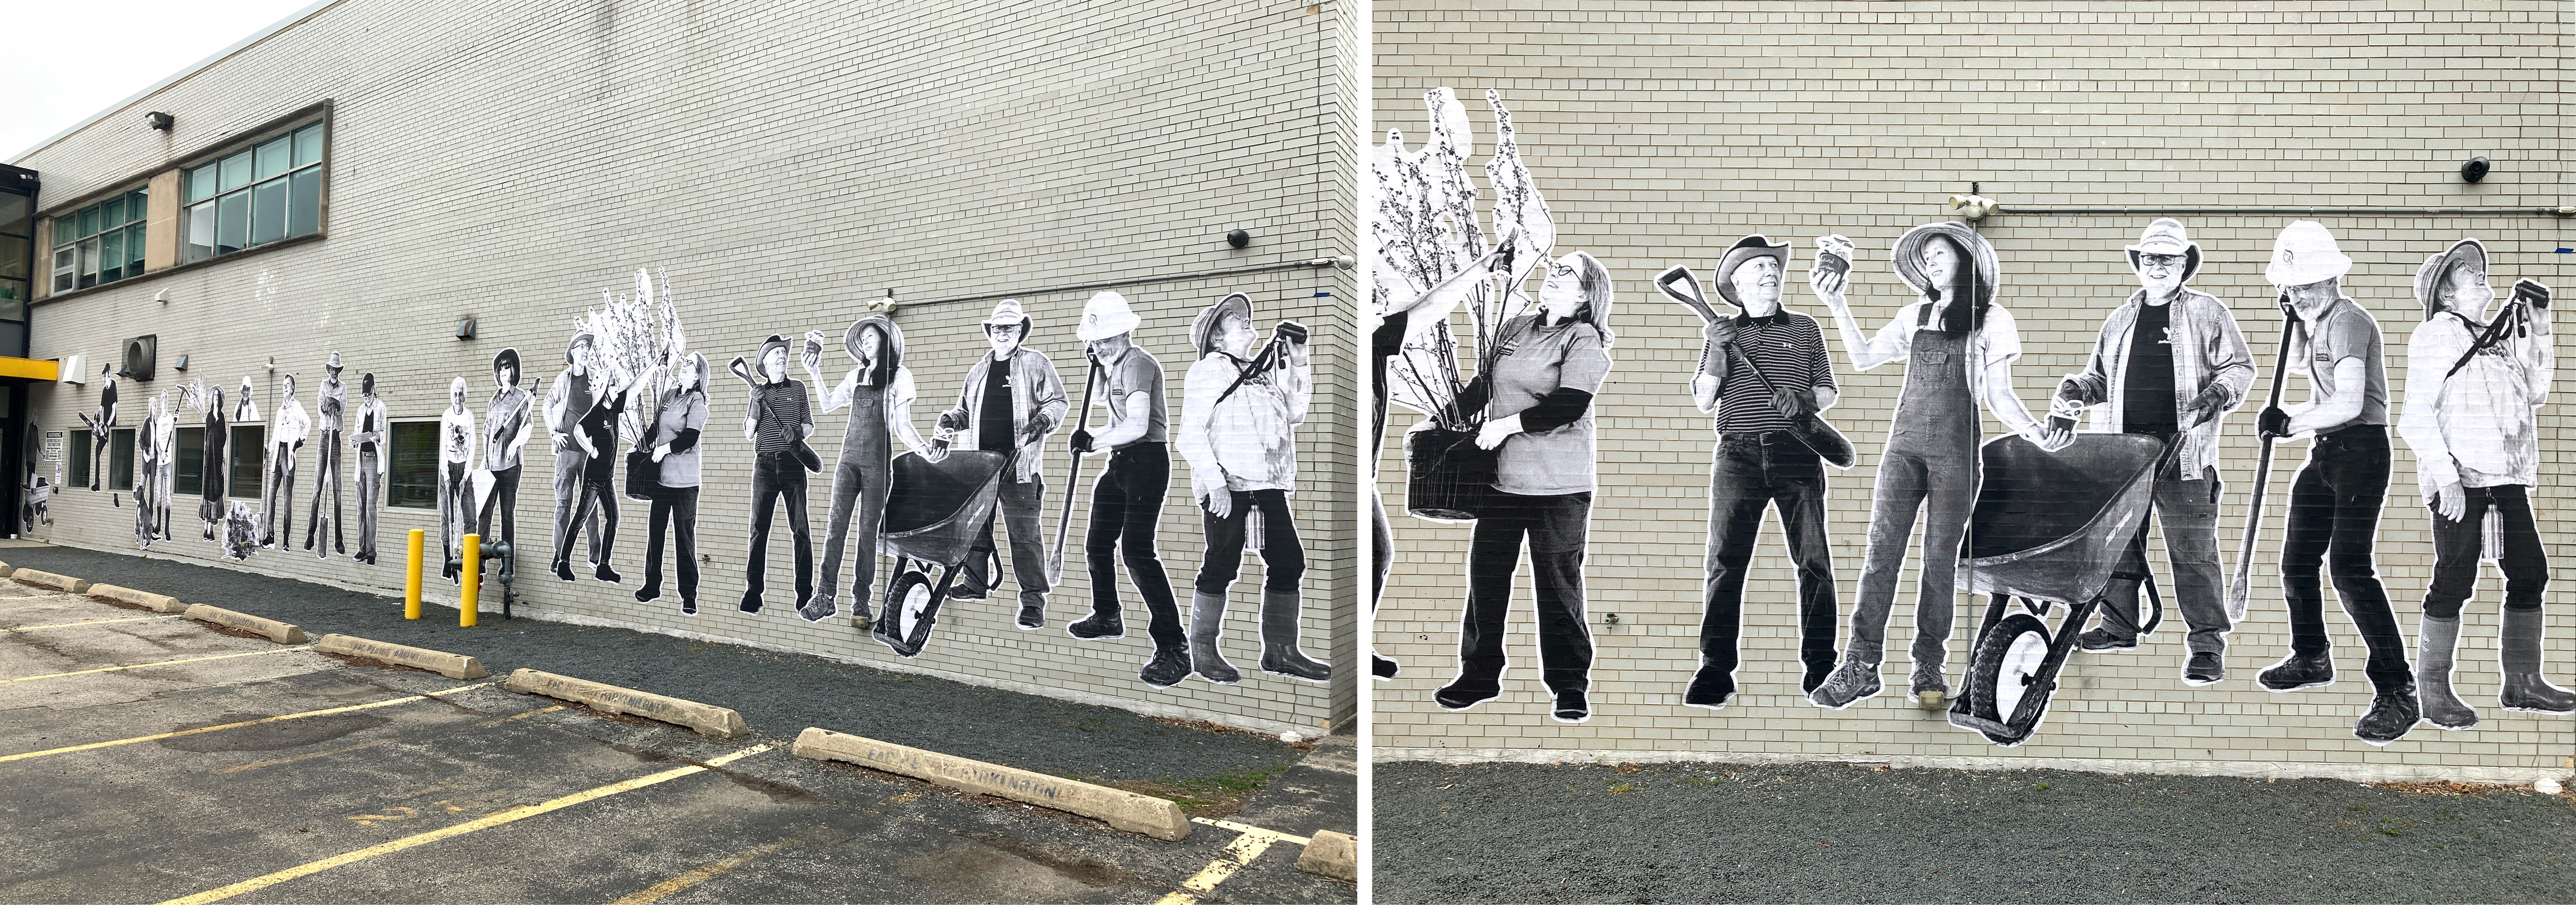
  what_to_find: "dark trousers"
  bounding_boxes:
[551,452,616,571]
[643,485,700,602]
[1702,436,1837,681]
[747,451,812,601]
[1089,443,1182,647]
[476,465,520,561]
[355,444,380,562]
[1198,488,1303,595]
[2282,426,2409,690]
[960,475,1051,607]
[440,460,473,572]
[263,448,297,544]
[818,456,893,607]
[2098,447,2231,654]
[306,431,343,552]
[1371,488,1392,605]
[1459,490,1593,694]
[2425,483,2546,619]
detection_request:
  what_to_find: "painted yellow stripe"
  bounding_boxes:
[0,646,313,684]
[607,826,828,905]
[1191,816,1311,845]
[163,744,777,905]
[0,683,493,764]
[0,355,61,381]
[211,705,571,775]
[1153,830,1277,905]
[3,615,179,632]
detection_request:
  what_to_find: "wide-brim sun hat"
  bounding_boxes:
[1193,292,1254,357]
[846,314,905,363]
[2124,217,2203,285]
[492,348,521,383]
[1890,221,2000,307]
[565,330,597,363]
[759,334,791,361]
[1077,290,1143,342]
[2265,220,2353,288]
[2414,238,2490,320]
[983,299,1032,332]
[1712,235,1791,308]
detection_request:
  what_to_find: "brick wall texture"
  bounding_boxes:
[15,0,1360,733]
[1373,0,2572,775]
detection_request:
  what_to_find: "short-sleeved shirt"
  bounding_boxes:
[1700,311,1836,435]
[1483,314,1613,496]
[1101,346,1167,448]
[2301,297,2389,430]
[752,380,811,455]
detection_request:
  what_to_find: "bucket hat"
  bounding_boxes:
[2414,238,2490,321]
[1192,293,1255,357]
[983,299,1032,336]
[2265,220,2352,287]
[2125,218,2202,285]
[1891,221,2000,307]
[1712,235,1791,308]
[1077,291,1143,342]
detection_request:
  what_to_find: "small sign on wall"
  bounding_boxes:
[43,431,62,461]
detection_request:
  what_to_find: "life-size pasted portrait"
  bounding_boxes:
[351,372,388,565]
[305,351,349,558]
[1063,291,1190,687]
[932,299,1067,628]
[476,349,534,572]
[262,373,310,550]
[1177,291,1328,687]
[800,314,935,626]
[735,332,818,613]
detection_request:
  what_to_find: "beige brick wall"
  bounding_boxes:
[1373,1,2572,775]
[16,0,1358,733]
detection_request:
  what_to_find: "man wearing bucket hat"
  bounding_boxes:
[305,351,349,558]
[1178,291,1328,685]
[1064,291,1191,685]
[800,314,935,625]
[2044,219,2255,684]
[935,299,1068,628]
[262,372,310,549]
[1809,221,2059,711]
[1682,234,1844,709]
[2398,238,2572,727]
[2251,220,2418,743]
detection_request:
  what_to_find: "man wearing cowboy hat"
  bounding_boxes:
[2252,220,2418,743]
[1682,234,1843,709]
[2044,219,2254,684]
[306,351,349,558]
[936,299,1068,628]
[742,333,817,612]
[263,372,310,549]
[1064,291,1190,686]
[2398,238,2572,727]
[800,314,936,625]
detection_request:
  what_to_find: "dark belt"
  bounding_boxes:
[2320,422,2386,440]
[1719,430,1803,447]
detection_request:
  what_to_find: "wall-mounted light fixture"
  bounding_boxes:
[455,317,477,340]
[146,112,174,131]
[173,354,189,372]
[1947,182,2002,221]
[1226,228,1252,249]
[2462,156,2491,184]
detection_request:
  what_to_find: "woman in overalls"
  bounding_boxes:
[1809,222,2056,709]
[803,315,934,627]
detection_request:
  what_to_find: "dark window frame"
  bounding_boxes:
[387,420,440,510]
[181,119,327,266]
[67,431,90,488]
[174,426,205,496]
[107,428,135,492]
[228,425,265,499]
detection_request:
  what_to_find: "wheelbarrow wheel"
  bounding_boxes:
[875,568,941,659]
[1970,613,2057,731]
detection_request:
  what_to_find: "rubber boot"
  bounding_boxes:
[2500,607,2576,713]
[1188,591,1240,685]
[1257,590,1331,683]
[2415,615,2478,729]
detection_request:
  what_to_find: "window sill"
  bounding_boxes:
[35,230,326,307]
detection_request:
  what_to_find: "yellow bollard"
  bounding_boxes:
[405,529,425,620]
[461,533,481,628]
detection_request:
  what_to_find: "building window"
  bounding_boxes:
[229,426,265,498]
[182,121,325,265]
[67,432,90,488]
[108,428,136,492]
[50,188,150,293]
[175,426,205,496]
[387,421,441,509]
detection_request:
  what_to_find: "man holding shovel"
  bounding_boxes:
[1063,291,1190,687]
[1667,235,1843,709]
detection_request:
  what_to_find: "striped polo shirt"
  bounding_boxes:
[1699,310,1836,435]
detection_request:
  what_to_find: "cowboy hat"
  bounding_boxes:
[1891,221,2000,307]
[325,351,344,372]
[2414,238,2491,321]
[565,330,597,362]
[983,299,1032,336]
[1192,292,1254,357]
[1712,235,1791,308]
[2265,220,2352,287]
[1077,290,1143,342]
[2125,218,2202,285]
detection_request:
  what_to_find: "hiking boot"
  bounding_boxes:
[2183,651,2227,686]
[1682,666,1736,710]
[2353,683,2421,745]
[2258,650,2334,691]
[635,581,662,603]
[1909,663,1950,709]
[1552,688,1591,723]
[1808,656,1883,709]
[797,594,836,624]
[1433,677,1500,712]
[2078,626,2137,652]
[594,563,622,584]
[1068,609,1124,640]
[1015,603,1045,631]
[1139,644,1191,689]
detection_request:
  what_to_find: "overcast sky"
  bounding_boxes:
[4,0,324,163]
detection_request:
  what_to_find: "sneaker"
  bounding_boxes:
[1015,603,1045,630]
[2183,651,2226,685]
[1067,610,1125,640]
[1139,646,1191,688]
[1372,654,1401,681]
[2078,626,2137,652]
[635,583,662,603]
[2258,650,2335,691]
[1682,667,1736,710]
[1808,658,1883,709]
[1909,663,1950,708]
[1552,689,1591,723]
[594,563,622,584]
[2353,683,2422,745]
[797,595,836,624]
[1433,678,1500,712]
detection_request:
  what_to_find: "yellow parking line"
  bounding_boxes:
[211,705,571,775]
[162,744,778,905]
[1191,816,1311,845]
[0,683,494,764]
[607,825,831,904]
[3,615,179,632]
[0,646,314,684]
[1154,830,1278,905]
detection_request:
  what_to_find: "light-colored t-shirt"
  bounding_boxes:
[1484,314,1612,496]
[2294,297,2388,431]
[1101,346,1168,448]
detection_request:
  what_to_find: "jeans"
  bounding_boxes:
[1089,443,1182,648]
[1703,436,1837,681]
[2425,483,2546,619]
[551,450,616,571]
[476,465,520,566]
[306,431,343,553]
[355,444,380,562]
[263,446,298,544]
[1459,490,1593,695]
[2282,426,2409,690]
[818,456,893,607]
[643,485,699,602]
[1198,487,1303,595]
[747,451,812,601]
[440,460,471,570]
[960,476,1050,608]
[2097,452,2231,654]
[1850,440,1978,673]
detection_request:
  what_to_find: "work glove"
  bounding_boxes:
[2258,405,2292,440]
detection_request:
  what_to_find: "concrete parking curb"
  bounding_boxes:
[316,634,489,680]
[182,604,310,644]
[500,668,748,738]
[13,569,89,593]
[791,726,1192,841]
[89,584,189,613]
[0,560,15,577]
[1295,829,1358,882]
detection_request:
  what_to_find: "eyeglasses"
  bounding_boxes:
[2140,255,2183,267]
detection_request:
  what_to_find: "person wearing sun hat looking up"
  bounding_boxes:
[1178,291,1328,685]
[1064,291,1193,687]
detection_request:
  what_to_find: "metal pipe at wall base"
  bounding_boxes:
[906,257,1353,310]
[1991,206,2574,218]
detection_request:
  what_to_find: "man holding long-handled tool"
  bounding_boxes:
[2244,220,2419,745]
[1656,235,1849,710]
[1062,292,1191,687]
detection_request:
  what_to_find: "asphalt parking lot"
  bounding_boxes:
[0,570,1354,903]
